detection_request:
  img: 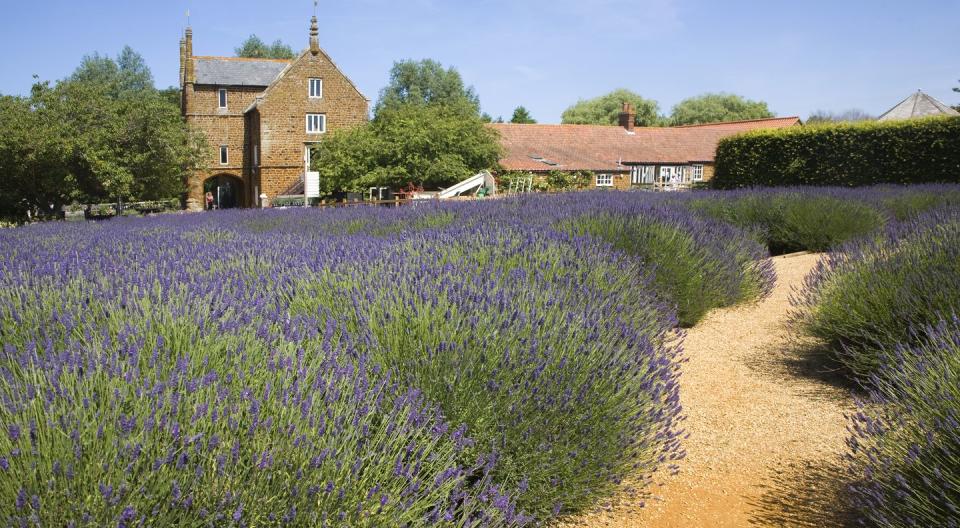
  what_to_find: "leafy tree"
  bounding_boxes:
[668,93,774,125]
[510,106,536,124]
[0,48,203,221]
[312,104,501,194]
[375,59,481,117]
[159,86,182,108]
[235,35,295,60]
[807,108,874,124]
[561,89,660,126]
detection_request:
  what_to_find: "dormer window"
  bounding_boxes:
[309,78,323,99]
[218,89,228,109]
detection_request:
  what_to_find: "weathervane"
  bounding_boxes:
[186,9,191,25]
[313,1,318,17]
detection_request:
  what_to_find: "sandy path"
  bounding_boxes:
[559,253,855,527]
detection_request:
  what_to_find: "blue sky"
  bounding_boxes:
[1,0,958,122]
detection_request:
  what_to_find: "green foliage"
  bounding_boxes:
[376,59,480,117]
[794,214,960,381]
[0,48,203,222]
[668,93,773,126]
[688,193,884,255]
[560,213,772,327]
[561,89,660,127]
[510,106,536,124]
[544,170,591,191]
[712,117,960,188]
[312,104,501,193]
[234,34,295,60]
[846,320,960,528]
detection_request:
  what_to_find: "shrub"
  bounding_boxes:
[0,198,688,525]
[793,208,960,381]
[847,317,960,527]
[688,190,885,254]
[0,223,520,526]
[559,207,774,326]
[284,225,683,519]
[712,117,960,188]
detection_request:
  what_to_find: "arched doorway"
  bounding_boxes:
[203,174,243,210]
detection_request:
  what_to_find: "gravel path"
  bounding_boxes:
[559,253,855,527]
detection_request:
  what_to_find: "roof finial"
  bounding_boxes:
[309,2,319,55]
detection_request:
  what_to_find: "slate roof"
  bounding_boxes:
[490,117,801,172]
[878,91,960,121]
[193,56,291,87]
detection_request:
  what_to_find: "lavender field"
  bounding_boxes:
[1,187,959,527]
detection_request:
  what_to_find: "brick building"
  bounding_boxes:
[491,105,800,189]
[179,15,368,210]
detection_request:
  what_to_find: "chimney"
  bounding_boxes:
[184,27,194,83]
[619,102,636,132]
[309,16,319,55]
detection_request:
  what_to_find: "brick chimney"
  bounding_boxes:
[619,102,636,131]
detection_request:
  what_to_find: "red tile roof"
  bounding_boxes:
[673,116,802,130]
[490,117,801,172]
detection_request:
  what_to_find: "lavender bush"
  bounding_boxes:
[0,193,707,525]
[0,219,522,526]
[847,317,960,527]
[793,208,960,381]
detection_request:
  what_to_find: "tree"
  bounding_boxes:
[235,35,295,60]
[312,104,501,194]
[0,48,203,221]
[375,59,481,117]
[806,109,875,124]
[510,106,536,124]
[668,93,774,125]
[561,89,660,126]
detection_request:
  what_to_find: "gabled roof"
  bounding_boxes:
[878,90,960,121]
[244,48,370,114]
[490,117,801,172]
[193,56,291,87]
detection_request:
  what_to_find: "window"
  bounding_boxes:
[218,89,228,109]
[692,164,704,182]
[219,146,228,165]
[253,145,259,167]
[596,173,613,187]
[306,113,326,134]
[309,78,323,98]
[630,165,654,184]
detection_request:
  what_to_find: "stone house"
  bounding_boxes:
[179,15,368,210]
[491,105,800,189]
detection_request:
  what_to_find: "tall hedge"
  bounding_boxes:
[712,117,960,188]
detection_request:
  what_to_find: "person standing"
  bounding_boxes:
[205,191,214,211]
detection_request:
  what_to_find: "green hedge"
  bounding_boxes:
[712,117,960,188]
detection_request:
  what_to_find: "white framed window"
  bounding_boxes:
[692,164,704,182]
[306,113,326,134]
[218,89,228,109]
[596,173,614,187]
[659,166,672,183]
[309,78,323,98]
[219,146,228,165]
[630,165,654,184]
